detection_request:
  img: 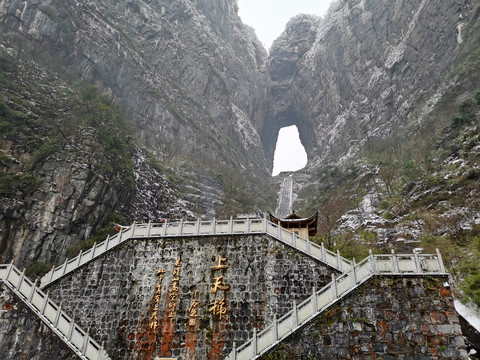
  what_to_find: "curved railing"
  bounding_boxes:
[0,263,110,360]
[40,218,352,288]
[227,249,447,360]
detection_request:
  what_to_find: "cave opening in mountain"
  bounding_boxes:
[272,125,308,176]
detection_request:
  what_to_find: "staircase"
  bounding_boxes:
[40,218,353,289]
[226,249,447,360]
[0,263,110,360]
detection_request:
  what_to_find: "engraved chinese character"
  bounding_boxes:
[157,268,166,277]
[175,258,181,267]
[211,276,230,293]
[209,297,227,320]
[211,255,228,270]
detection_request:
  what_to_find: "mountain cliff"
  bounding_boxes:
[1,0,480,327]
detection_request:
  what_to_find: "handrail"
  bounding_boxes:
[0,263,110,360]
[40,218,353,288]
[227,250,447,360]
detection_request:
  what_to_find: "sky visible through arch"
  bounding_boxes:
[237,0,335,176]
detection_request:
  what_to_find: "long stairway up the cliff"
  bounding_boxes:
[275,176,294,218]
[226,250,447,360]
[0,263,110,360]
[40,218,352,289]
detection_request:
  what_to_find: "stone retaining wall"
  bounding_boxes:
[260,277,468,360]
[0,284,77,360]
[47,234,336,360]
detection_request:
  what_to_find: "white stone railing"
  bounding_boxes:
[227,249,447,360]
[0,263,110,360]
[40,218,352,288]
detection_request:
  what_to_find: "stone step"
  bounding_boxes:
[0,263,110,360]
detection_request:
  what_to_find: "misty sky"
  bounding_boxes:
[237,0,335,175]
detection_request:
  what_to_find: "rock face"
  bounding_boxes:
[265,0,477,169]
[0,0,270,169]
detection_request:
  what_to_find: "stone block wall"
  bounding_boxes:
[0,283,77,360]
[47,234,336,360]
[260,277,468,360]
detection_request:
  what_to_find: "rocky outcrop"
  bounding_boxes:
[265,0,477,169]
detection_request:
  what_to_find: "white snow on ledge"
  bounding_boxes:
[455,300,480,333]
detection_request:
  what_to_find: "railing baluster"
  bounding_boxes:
[229,216,233,234]
[321,242,326,262]
[246,215,250,233]
[252,327,257,357]
[436,248,446,273]
[391,249,399,273]
[67,315,75,340]
[331,274,337,299]
[337,250,342,272]
[292,231,296,246]
[77,250,83,267]
[196,219,200,235]
[292,300,298,328]
[179,220,183,235]
[91,242,97,259]
[29,280,37,302]
[272,314,278,342]
[17,268,25,289]
[61,261,67,276]
[312,286,318,312]
[232,341,237,360]
[263,217,267,233]
[54,302,63,326]
[131,223,136,237]
[351,259,357,286]
[163,219,168,236]
[212,217,216,234]
[82,328,90,353]
[41,290,50,315]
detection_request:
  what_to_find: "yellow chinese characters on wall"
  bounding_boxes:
[149,268,166,331]
[209,255,230,320]
[167,258,181,318]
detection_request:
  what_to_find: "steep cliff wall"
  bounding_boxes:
[265,0,477,169]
